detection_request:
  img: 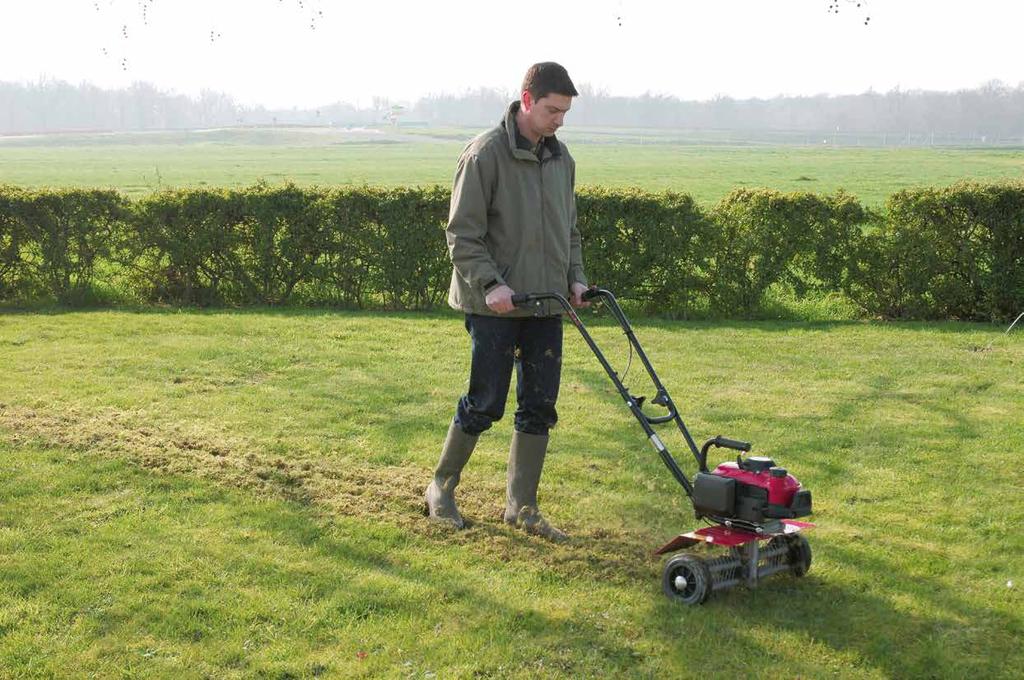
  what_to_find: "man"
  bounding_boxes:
[424,62,589,542]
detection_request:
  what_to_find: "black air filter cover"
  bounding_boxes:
[693,472,736,516]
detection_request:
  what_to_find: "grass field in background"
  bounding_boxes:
[2,126,1023,205]
[1,310,1022,677]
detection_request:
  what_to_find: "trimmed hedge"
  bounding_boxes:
[1,182,1022,319]
[123,184,449,308]
[1,186,127,304]
[577,188,710,316]
[846,184,1024,320]
[706,189,869,315]
[0,186,28,300]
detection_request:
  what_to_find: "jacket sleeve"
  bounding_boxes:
[446,150,503,291]
[567,158,588,288]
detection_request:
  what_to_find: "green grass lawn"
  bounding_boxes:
[2,127,1022,205]
[1,309,1022,677]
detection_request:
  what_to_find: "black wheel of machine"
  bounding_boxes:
[786,534,812,577]
[661,554,712,605]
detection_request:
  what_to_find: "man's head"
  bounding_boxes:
[519,62,578,140]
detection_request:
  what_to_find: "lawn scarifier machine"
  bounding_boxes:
[512,288,814,605]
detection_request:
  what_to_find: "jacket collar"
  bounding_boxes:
[503,100,562,162]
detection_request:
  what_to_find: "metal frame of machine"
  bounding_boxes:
[513,288,814,605]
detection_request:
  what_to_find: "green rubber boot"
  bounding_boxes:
[503,430,568,542]
[424,420,478,529]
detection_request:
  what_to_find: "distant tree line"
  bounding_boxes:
[0,80,379,134]
[415,82,1024,144]
[2,78,1024,143]
[0,81,238,133]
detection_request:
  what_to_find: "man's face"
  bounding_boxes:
[521,92,572,139]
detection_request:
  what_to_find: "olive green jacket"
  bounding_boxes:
[446,101,587,317]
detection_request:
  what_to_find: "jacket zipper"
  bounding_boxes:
[538,154,548,313]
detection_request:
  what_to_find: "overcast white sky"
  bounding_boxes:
[1,0,1020,108]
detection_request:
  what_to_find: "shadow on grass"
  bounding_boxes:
[652,540,1023,679]
[249,466,1018,677]
[288,521,654,675]
[531,335,1021,677]
[0,446,662,676]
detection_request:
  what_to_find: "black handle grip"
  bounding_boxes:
[511,293,530,306]
[581,287,601,302]
[714,436,751,452]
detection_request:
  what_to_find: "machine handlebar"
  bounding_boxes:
[698,435,753,473]
[712,436,751,452]
[508,287,727,493]
[512,287,602,309]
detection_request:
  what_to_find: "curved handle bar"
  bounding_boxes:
[699,435,752,472]
[512,287,603,309]
[511,291,573,310]
[513,287,618,310]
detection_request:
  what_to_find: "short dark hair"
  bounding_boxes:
[522,62,578,100]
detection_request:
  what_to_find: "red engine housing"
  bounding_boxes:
[712,461,803,507]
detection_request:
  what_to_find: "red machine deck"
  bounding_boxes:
[654,520,814,555]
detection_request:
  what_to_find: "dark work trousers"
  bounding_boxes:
[454,313,564,437]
